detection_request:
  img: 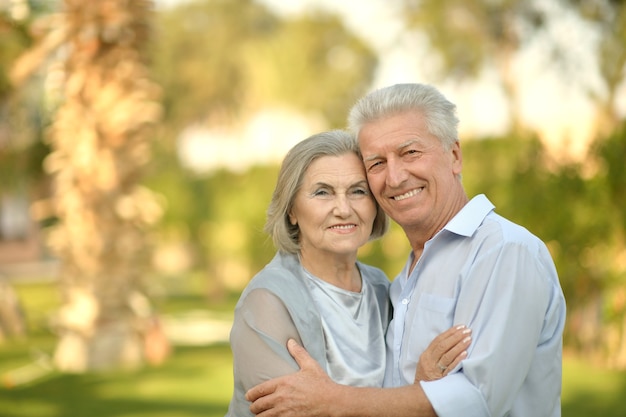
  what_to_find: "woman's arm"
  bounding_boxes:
[414,324,472,382]
[231,288,303,390]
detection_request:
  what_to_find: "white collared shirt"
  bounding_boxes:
[383,194,566,417]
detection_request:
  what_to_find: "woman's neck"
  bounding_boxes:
[299,251,362,292]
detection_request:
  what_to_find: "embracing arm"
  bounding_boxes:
[246,326,471,417]
[247,339,436,417]
[231,289,302,390]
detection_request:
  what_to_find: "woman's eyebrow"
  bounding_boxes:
[351,180,369,187]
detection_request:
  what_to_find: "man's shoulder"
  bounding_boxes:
[483,211,542,246]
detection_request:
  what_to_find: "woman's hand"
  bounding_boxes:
[415,325,472,382]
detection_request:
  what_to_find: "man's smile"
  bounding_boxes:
[392,188,423,201]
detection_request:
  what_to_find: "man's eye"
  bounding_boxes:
[367,161,383,171]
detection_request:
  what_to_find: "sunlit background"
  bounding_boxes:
[1,0,625,416]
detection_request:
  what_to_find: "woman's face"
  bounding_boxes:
[289,153,377,261]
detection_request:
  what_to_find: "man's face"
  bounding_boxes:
[358,110,462,234]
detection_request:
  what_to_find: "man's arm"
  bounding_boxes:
[247,326,471,417]
[421,242,560,416]
[247,339,436,417]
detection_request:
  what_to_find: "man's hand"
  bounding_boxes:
[415,325,471,382]
[246,339,336,417]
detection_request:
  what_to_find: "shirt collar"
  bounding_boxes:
[444,194,495,237]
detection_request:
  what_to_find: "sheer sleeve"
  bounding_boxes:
[230,288,303,391]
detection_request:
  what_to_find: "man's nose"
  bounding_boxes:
[386,158,408,188]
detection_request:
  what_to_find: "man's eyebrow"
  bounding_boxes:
[397,139,418,150]
[362,139,419,162]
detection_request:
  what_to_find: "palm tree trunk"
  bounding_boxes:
[46,0,165,372]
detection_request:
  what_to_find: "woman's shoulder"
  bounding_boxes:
[357,262,390,286]
[250,252,299,283]
[240,252,309,301]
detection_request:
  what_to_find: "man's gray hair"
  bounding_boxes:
[347,83,460,150]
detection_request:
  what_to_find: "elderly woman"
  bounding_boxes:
[226,130,468,417]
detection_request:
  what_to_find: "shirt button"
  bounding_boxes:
[401,298,409,305]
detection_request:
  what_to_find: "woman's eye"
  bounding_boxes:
[313,189,330,197]
[351,188,368,196]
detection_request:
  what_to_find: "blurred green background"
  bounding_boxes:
[1,0,626,415]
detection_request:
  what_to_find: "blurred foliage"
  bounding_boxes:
[0,9,31,97]
[402,0,545,79]
[1,0,626,364]
[151,0,279,127]
[401,0,626,135]
[144,0,379,296]
[400,0,552,131]
[150,0,377,130]
[0,1,53,192]
[568,0,626,132]
[460,128,626,359]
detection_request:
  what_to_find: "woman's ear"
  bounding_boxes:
[288,212,297,226]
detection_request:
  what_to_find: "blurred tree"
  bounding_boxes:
[0,1,56,337]
[1,1,52,205]
[461,132,626,366]
[11,0,166,372]
[401,0,626,136]
[567,0,626,135]
[241,11,377,127]
[152,0,377,131]
[145,0,378,298]
[590,122,626,367]
[151,0,277,130]
[400,0,553,133]
[532,0,626,360]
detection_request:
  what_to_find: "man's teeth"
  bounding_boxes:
[394,189,420,201]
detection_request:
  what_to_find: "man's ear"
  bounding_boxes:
[451,141,462,175]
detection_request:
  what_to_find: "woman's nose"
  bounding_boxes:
[333,194,351,216]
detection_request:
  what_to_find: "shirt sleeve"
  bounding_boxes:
[422,241,557,417]
[230,288,303,391]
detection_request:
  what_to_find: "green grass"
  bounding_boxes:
[1,344,233,417]
[562,355,626,416]
[2,280,626,417]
